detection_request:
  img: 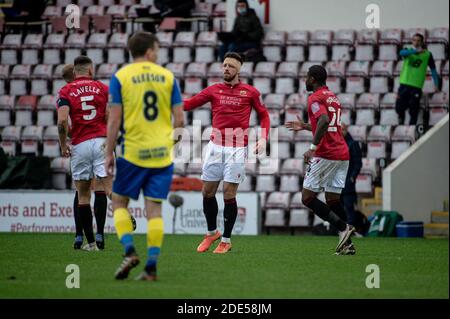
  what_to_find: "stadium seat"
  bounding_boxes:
[106,5,126,18]
[258,158,280,175]
[355,94,379,125]
[195,47,215,63]
[286,93,308,109]
[253,78,272,95]
[275,78,295,94]
[15,95,37,126]
[207,77,221,86]
[239,176,253,192]
[52,79,66,95]
[156,47,170,65]
[310,30,333,45]
[267,109,280,126]
[184,78,203,95]
[337,93,356,110]
[429,108,448,126]
[379,28,403,44]
[295,129,313,142]
[428,92,449,108]
[357,93,380,108]
[347,61,370,77]
[0,95,14,127]
[97,63,118,79]
[21,125,43,155]
[276,62,299,78]
[263,31,286,46]
[21,34,43,65]
[185,63,207,78]
[355,45,375,61]
[85,5,104,16]
[355,174,373,193]
[367,125,392,159]
[256,175,276,192]
[51,157,71,190]
[308,45,328,62]
[428,27,449,44]
[213,2,226,17]
[355,109,375,126]
[347,125,367,143]
[442,77,449,93]
[174,32,196,47]
[360,157,378,178]
[379,108,399,126]
[245,162,258,176]
[1,125,21,155]
[42,5,62,19]
[326,77,342,93]
[156,32,174,47]
[166,63,185,79]
[370,61,394,77]
[427,43,447,60]
[42,126,60,157]
[10,65,31,96]
[264,94,285,109]
[264,209,286,227]
[280,175,300,192]
[345,77,365,95]
[422,76,438,94]
[357,29,379,44]
[378,45,398,61]
[192,2,213,17]
[37,95,57,126]
[325,61,346,77]
[186,163,203,175]
[287,30,309,46]
[192,109,211,126]
[294,142,310,158]
[173,47,192,63]
[341,108,352,125]
[263,46,283,62]
[391,141,411,159]
[284,108,303,123]
[275,141,291,160]
[289,209,310,227]
[331,45,352,61]
[368,125,392,142]
[370,77,389,93]
[265,192,290,209]
[239,62,254,79]
[286,46,305,62]
[277,125,295,142]
[281,156,304,175]
[254,62,276,77]
[207,62,222,77]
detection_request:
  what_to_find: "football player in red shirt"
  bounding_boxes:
[60,64,109,250]
[184,52,270,254]
[57,56,112,251]
[286,65,356,255]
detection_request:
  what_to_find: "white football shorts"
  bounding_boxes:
[70,137,107,181]
[201,141,247,184]
[303,157,349,194]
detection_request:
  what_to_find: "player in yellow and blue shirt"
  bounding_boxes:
[105,32,184,281]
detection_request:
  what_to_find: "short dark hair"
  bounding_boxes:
[62,64,75,83]
[128,31,159,59]
[413,33,425,42]
[308,65,327,84]
[74,56,93,74]
[224,52,244,65]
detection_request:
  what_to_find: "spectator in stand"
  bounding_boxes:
[219,0,264,61]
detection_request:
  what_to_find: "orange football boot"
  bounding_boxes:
[197,231,221,252]
[213,242,232,254]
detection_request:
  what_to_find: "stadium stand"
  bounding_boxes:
[0,1,447,231]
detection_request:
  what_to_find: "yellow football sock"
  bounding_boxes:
[113,208,134,240]
[147,217,164,248]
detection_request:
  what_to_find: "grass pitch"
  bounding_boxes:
[0,233,448,299]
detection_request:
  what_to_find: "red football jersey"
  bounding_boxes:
[307,86,349,160]
[57,76,108,145]
[184,82,270,147]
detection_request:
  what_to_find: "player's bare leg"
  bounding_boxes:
[301,188,353,253]
[325,192,356,255]
[213,181,239,254]
[135,199,164,281]
[113,193,140,279]
[92,177,111,249]
[75,179,98,251]
[197,181,222,252]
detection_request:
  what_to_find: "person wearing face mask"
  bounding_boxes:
[219,0,265,61]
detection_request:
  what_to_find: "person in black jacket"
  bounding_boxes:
[341,123,363,227]
[219,0,264,61]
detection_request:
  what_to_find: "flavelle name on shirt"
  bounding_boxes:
[69,85,101,98]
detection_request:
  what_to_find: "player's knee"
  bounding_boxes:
[202,188,216,198]
[302,194,315,207]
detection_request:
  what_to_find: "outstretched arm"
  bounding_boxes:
[183,88,212,111]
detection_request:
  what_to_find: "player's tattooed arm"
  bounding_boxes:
[57,105,71,157]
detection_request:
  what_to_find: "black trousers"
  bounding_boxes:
[395,84,423,125]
